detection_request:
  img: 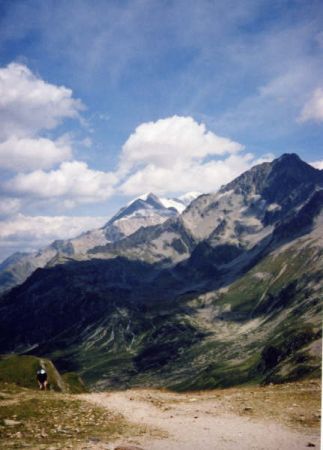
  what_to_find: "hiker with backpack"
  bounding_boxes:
[36,368,48,390]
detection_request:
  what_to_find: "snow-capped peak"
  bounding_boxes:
[124,192,201,214]
[159,198,185,213]
[160,192,202,213]
[126,192,158,206]
[177,192,202,205]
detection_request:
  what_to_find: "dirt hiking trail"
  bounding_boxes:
[80,381,320,450]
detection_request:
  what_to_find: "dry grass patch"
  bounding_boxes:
[0,383,143,449]
[193,379,321,430]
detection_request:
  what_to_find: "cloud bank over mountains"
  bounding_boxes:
[0,61,321,260]
[0,214,107,259]
[0,64,268,207]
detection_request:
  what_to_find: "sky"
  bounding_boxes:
[0,0,322,261]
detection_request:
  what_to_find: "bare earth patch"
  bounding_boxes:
[80,379,321,450]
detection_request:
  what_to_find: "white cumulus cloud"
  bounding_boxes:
[0,136,72,171]
[0,63,84,139]
[299,88,323,123]
[5,161,117,204]
[119,115,243,173]
[0,63,115,212]
[116,115,271,196]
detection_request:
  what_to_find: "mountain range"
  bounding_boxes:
[0,192,200,294]
[0,153,321,391]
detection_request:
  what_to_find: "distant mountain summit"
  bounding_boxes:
[222,153,321,201]
[103,192,180,240]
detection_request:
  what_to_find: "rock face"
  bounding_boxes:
[0,154,322,390]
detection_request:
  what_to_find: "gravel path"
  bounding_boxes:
[80,388,320,450]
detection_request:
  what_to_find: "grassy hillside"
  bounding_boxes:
[169,237,322,390]
[0,354,87,393]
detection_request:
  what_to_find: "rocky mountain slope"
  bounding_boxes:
[89,154,322,272]
[0,193,198,294]
[0,154,321,390]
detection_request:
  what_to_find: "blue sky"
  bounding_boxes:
[0,0,322,260]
